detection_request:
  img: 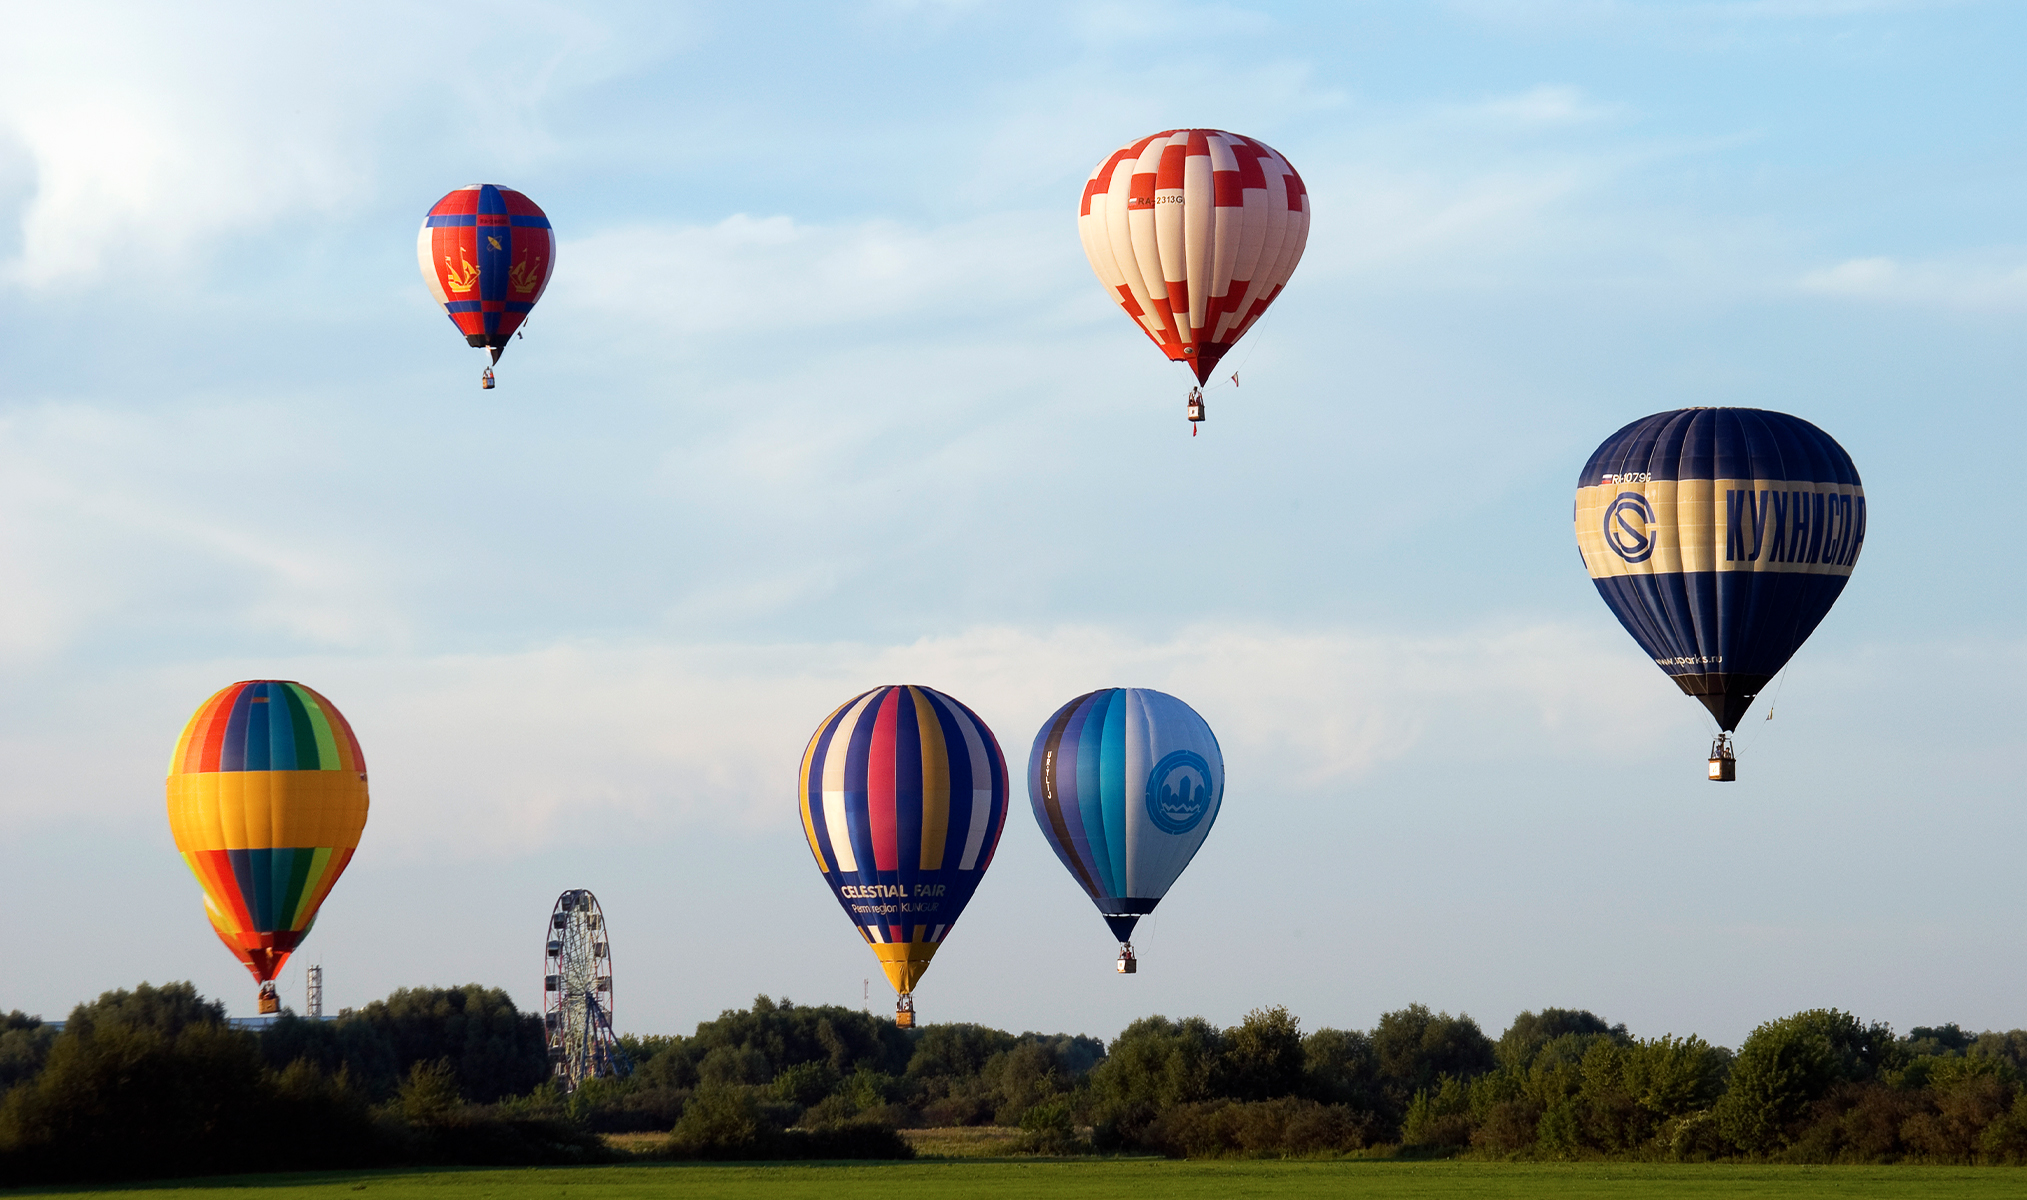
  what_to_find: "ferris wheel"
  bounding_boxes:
[542,888,630,1090]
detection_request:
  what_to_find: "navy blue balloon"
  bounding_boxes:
[1574,408,1866,731]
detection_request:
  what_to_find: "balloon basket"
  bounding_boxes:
[1708,733,1736,782]
[257,982,280,1015]
[1116,943,1137,974]
[1186,387,1205,426]
[894,995,915,1029]
[481,368,496,390]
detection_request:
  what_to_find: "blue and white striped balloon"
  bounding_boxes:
[1027,688,1224,949]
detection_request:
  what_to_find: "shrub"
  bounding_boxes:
[667,1085,765,1157]
[0,984,394,1183]
[1470,1098,1542,1154]
[1140,1097,1370,1158]
[1901,1062,2016,1162]
[1013,1097,1080,1155]
[1400,1076,1472,1149]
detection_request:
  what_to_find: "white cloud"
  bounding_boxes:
[0,3,648,287]
[1071,2,1279,44]
[1447,85,1624,129]
[1296,160,1601,287]
[0,621,1691,857]
[1451,0,1956,28]
[0,6,373,286]
[1798,254,2027,309]
[0,402,411,662]
[557,210,1075,341]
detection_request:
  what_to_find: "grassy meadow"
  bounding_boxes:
[7,1161,2023,1200]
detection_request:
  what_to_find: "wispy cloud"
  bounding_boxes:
[1452,0,1959,28]
[558,211,1076,343]
[1798,253,2027,309]
[0,621,1692,854]
[1443,85,1626,129]
[0,402,412,661]
[0,3,643,287]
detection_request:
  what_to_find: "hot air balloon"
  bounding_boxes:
[1079,129,1309,431]
[797,686,1008,1028]
[418,184,556,389]
[1028,688,1223,973]
[1575,408,1866,780]
[165,681,369,1014]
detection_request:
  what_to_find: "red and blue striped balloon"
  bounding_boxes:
[798,686,1008,1002]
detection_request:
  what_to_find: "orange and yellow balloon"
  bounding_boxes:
[165,680,368,1011]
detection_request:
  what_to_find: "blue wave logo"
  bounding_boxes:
[1145,750,1214,835]
[1604,491,1656,563]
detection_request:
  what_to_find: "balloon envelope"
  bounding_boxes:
[1575,408,1866,730]
[1028,688,1223,944]
[165,680,369,984]
[797,686,1009,998]
[417,184,555,363]
[1079,130,1309,384]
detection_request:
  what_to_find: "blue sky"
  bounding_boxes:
[1,0,2022,1049]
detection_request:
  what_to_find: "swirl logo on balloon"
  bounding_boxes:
[1604,491,1657,563]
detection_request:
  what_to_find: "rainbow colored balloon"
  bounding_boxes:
[165,680,368,1011]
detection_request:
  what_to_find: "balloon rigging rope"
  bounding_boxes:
[1743,663,1793,755]
[1200,309,1277,393]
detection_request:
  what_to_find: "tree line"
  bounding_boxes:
[6,983,2027,1182]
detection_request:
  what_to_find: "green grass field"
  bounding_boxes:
[8,1161,2021,1200]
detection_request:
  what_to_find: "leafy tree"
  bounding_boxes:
[1371,1004,1495,1128]
[978,1040,1067,1125]
[0,1013,58,1099]
[61,981,226,1040]
[1087,1015,1223,1140]
[1221,1006,1306,1101]
[0,993,259,1175]
[1621,1034,1730,1121]
[397,1059,466,1129]
[1969,1030,2027,1075]
[1303,1027,1380,1109]
[1908,1024,1975,1055]
[0,983,382,1181]
[1899,1058,2016,1161]
[1496,1008,1627,1070]
[1715,1009,1889,1152]
[1014,1097,1079,1154]
[771,1059,839,1107]
[1401,1075,1472,1147]
[907,1023,1017,1081]
[259,985,545,1102]
[345,985,548,1102]
[684,995,910,1080]
[666,1084,764,1157]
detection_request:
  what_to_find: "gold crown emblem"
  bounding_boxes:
[443,253,480,294]
[509,254,544,296]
